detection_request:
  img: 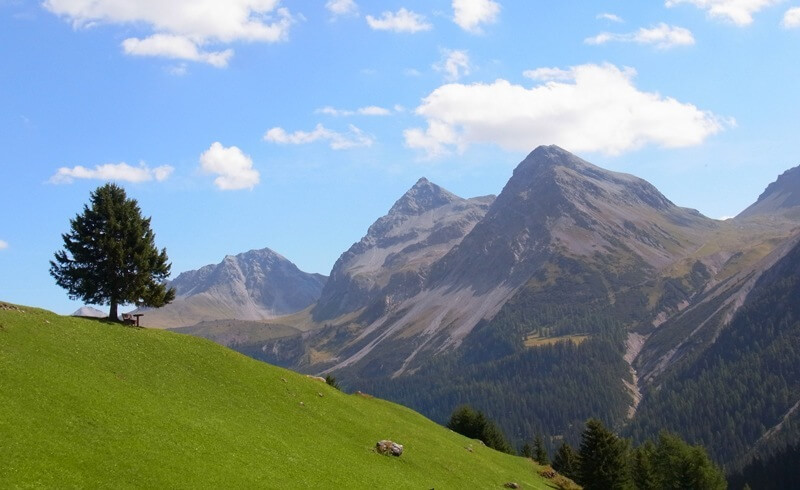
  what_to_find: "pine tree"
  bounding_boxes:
[50,183,175,320]
[553,441,580,481]
[479,414,515,454]
[520,442,533,459]
[631,440,658,490]
[653,432,725,490]
[447,405,480,439]
[533,434,550,465]
[578,418,630,490]
[446,405,514,454]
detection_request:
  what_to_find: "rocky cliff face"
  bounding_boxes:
[139,248,326,328]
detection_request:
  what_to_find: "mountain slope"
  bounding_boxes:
[0,303,555,489]
[139,248,326,328]
[738,164,800,219]
[629,231,800,468]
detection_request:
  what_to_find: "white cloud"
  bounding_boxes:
[586,23,695,49]
[168,63,189,76]
[404,63,732,158]
[783,7,800,27]
[404,120,463,158]
[43,0,294,66]
[522,67,574,82]
[264,124,373,150]
[665,0,782,26]
[316,105,392,117]
[122,34,233,67]
[366,8,432,33]
[152,166,173,181]
[326,0,358,16]
[317,106,352,117]
[433,49,471,81]
[199,142,260,190]
[452,0,500,33]
[597,13,624,23]
[0,240,8,251]
[49,162,174,184]
[358,106,391,116]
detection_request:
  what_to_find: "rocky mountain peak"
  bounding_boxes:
[312,178,492,322]
[429,146,709,293]
[387,177,460,217]
[71,306,106,318]
[738,164,800,218]
[503,145,675,213]
[138,247,326,328]
[228,248,284,267]
[520,144,587,169]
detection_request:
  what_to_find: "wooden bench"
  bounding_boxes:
[121,313,144,326]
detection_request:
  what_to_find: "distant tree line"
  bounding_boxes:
[450,406,726,490]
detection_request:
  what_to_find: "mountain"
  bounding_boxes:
[139,248,326,328]
[71,306,106,318]
[630,232,800,469]
[182,146,800,469]
[313,177,493,322]
[738,164,800,219]
[277,146,720,379]
[430,144,714,289]
[0,303,556,488]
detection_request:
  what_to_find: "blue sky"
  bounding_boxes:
[1,0,799,314]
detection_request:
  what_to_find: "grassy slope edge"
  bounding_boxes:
[0,303,557,489]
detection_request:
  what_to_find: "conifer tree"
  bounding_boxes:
[447,405,480,438]
[553,441,580,481]
[446,405,514,454]
[533,434,550,465]
[520,442,533,459]
[653,432,725,490]
[50,183,175,320]
[631,440,658,490]
[578,418,630,490]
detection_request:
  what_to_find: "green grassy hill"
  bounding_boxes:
[0,303,560,489]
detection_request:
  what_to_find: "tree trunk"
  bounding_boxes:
[109,300,118,322]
